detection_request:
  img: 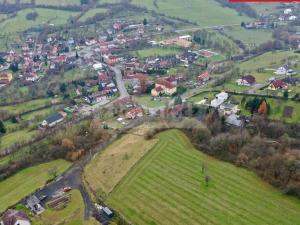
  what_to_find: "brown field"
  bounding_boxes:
[84,125,158,195]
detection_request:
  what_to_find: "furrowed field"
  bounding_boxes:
[106,130,300,225]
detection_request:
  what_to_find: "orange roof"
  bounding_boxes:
[156,79,175,89]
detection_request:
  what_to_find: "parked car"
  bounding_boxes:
[63,186,72,192]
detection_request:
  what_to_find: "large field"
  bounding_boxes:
[106,130,300,225]
[85,125,158,194]
[239,50,300,72]
[224,27,273,46]
[132,0,251,27]
[0,159,71,213]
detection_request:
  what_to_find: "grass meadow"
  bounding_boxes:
[107,130,300,225]
[132,0,251,27]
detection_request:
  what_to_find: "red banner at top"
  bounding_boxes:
[230,0,300,2]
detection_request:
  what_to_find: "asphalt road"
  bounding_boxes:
[112,66,129,98]
[35,163,110,224]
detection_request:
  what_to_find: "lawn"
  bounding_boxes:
[0,159,71,213]
[0,98,58,116]
[107,130,300,225]
[79,8,108,22]
[224,27,273,46]
[132,0,251,27]
[136,47,180,58]
[239,50,300,72]
[0,129,37,151]
[134,96,166,108]
[233,95,300,123]
[85,125,158,194]
[188,91,216,103]
[35,0,80,5]
[32,190,99,225]
[0,8,79,35]
[21,105,61,121]
[62,68,89,82]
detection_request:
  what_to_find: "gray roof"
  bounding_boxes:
[226,114,243,127]
[26,195,40,208]
[46,113,63,124]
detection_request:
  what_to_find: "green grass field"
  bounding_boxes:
[79,8,108,22]
[232,95,300,123]
[134,96,166,108]
[0,129,37,151]
[35,0,80,5]
[0,98,57,116]
[132,0,251,27]
[0,159,71,213]
[136,47,180,58]
[239,50,300,72]
[0,8,79,35]
[225,27,273,46]
[107,130,300,225]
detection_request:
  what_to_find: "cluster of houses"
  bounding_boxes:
[235,65,299,91]
[197,91,243,127]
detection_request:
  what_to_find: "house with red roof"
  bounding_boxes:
[151,78,177,96]
[127,107,144,119]
[236,75,256,86]
[268,79,288,90]
[197,71,210,83]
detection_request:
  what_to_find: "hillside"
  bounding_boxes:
[107,130,300,225]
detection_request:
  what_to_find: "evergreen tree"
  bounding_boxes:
[0,121,6,134]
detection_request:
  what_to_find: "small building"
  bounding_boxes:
[226,114,243,127]
[268,79,288,90]
[0,72,13,85]
[274,67,287,75]
[1,209,31,225]
[236,75,256,86]
[26,195,44,215]
[102,207,113,218]
[210,92,228,108]
[93,63,103,71]
[127,107,144,119]
[197,71,210,83]
[41,113,64,128]
[219,102,240,115]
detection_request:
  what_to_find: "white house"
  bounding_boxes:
[275,67,287,75]
[93,63,103,70]
[284,8,292,15]
[210,92,228,108]
[1,209,31,225]
[42,113,64,127]
[289,16,297,21]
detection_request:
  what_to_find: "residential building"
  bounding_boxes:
[210,92,228,108]
[127,107,144,119]
[236,75,256,86]
[1,209,31,225]
[198,71,210,83]
[0,72,13,85]
[226,114,243,127]
[275,67,287,75]
[151,79,177,96]
[42,113,64,127]
[219,102,240,115]
[268,79,288,90]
